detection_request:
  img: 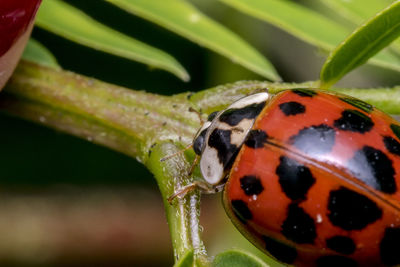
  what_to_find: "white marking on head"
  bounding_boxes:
[200,147,224,185]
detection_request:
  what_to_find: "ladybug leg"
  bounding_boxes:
[167,181,223,204]
[160,143,193,162]
[187,155,200,176]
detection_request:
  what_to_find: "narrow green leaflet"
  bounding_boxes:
[321,0,400,54]
[321,0,391,23]
[35,0,189,81]
[212,250,270,267]
[320,1,400,88]
[22,39,59,68]
[220,0,400,74]
[106,0,280,81]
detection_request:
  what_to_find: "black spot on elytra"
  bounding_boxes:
[380,227,400,265]
[218,102,266,126]
[334,109,374,133]
[339,97,373,113]
[208,128,238,169]
[290,124,336,156]
[231,200,252,223]
[291,89,317,97]
[347,146,396,194]
[316,255,358,267]
[207,111,219,121]
[240,175,264,196]
[326,236,356,255]
[281,203,316,244]
[276,156,316,201]
[193,128,208,155]
[390,124,400,140]
[245,129,268,149]
[262,236,297,264]
[279,101,306,116]
[327,187,382,231]
[383,136,400,156]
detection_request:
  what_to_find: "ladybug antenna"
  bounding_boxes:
[161,107,207,162]
[160,143,193,162]
[188,107,205,124]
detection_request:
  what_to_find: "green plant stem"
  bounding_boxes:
[2,61,400,265]
[147,142,207,265]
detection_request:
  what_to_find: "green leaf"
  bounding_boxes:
[212,250,270,267]
[22,39,59,68]
[106,0,280,81]
[321,0,391,23]
[320,1,400,88]
[35,0,189,81]
[220,0,400,74]
[321,0,400,54]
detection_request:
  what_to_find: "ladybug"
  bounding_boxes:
[189,88,400,267]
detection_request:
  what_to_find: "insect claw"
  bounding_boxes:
[168,180,220,204]
[167,183,198,204]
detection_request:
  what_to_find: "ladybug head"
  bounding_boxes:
[193,110,221,155]
[196,92,271,186]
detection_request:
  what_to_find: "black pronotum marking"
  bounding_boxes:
[327,187,382,231]
[291,89,317,97]
[347,146,396,194]
[193,128,208,155]
[289,124,336,156]
[207,111,219,121]
[208,128,239,169]
[218,102,266,126]
[262,236,297,264]
[281,203,316,244]
[240,175,264,196]
[316,255,358,267]
[245,129,268,149]
[390,124,400,140]
[231,199,252,223]
[339,97,373,113]
[326,236,356,255]
[383,136,400,156]
[380,227,400,265]
[279,101,306,116]
[276,156,316,201]
[334,109,374,133]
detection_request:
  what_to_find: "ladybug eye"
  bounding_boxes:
[207,111,219,121]
[193,121,212,155]
[193,128,207,155]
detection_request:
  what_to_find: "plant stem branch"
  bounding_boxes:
[2,60,400,265]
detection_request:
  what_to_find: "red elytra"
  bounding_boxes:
[222,89,400,266]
